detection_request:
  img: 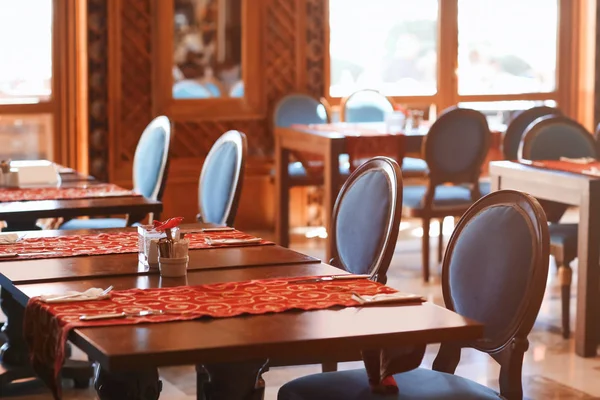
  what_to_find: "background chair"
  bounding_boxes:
[503,106,562,160]
[197,130,247,227]
[278,190,550,400]
[403,107,491,282]
[318,156,404,373]
[172,80,212,99]
[340,89,427,178]
[519,115,598,338]
[60,116,172,230]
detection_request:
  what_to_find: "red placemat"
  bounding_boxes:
[0,183,140,203]
[24,277,404,398]
[0,230,272,260]
[520,160,600,177]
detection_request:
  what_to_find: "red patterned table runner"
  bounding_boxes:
[0,230,272,261]
[0,183,140,203]
[24,277,401,398]
[520,160,600,177]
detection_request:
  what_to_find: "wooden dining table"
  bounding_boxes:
[0,223,318,394]
[490,160,600,357]
[0,164,161,231]
[275,122,426,260]
[0,224,483,399]
[275,122,505,260]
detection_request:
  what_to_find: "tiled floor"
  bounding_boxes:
[5,217,600,399]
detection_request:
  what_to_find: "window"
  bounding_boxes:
[457,0,557,96]
[0,0,53,104]
[326,0,587,126]
[0,0,54,161]
[329,0,438,97]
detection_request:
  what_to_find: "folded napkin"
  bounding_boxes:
[205,238,263,245]
[0,233,20,245]
[352,292,424,305]
[40,288,111,303]
[559,157,596,164]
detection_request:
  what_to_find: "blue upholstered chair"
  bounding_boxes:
[278,190,550,400]
[60,116,172,230]
[340,89,428,178]
[403,107,491,282]
[203,81,222,97]
[340,89,394,123]
[172,80,212,99]
[229,81,244,97]
[478,106,562,197]
[322,156,404,373]
[197,130,247,227]
[519,115,598,338]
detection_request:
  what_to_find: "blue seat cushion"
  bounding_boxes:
[288,162,350,178]
[549,223,578,249]
[401,157,428,175]
[478,181,491,196]
[278,368,500,400]
[403,185,474,211]
[60,218,127,230]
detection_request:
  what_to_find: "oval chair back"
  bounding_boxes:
[503,106,562,160]
[198,130,247,226]
[436,190,549,398]
[518,115,597,161]
[424,107,491,187]
[340,89,394,123]
[132,116,173,201]
[172,80,212,99]
[330,157,402,284]
[273,94,330,128]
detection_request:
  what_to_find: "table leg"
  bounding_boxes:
[2,219,41,232]
[324,143,342,262]
[575,184,600,357]
[94,365,162,400]
[197,360,269,400]
[275,137,290,249]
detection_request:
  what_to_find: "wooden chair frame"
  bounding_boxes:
[434,190,550,399]
[502,106,562,160]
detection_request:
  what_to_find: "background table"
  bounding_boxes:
[490,160,600,357]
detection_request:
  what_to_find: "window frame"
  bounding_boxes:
[324,0,594,129]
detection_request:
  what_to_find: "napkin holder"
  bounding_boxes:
[9,160,60,187]
[137,225,180,269]
[0,169,19,188]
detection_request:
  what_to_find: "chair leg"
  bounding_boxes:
[437,218,444,263]
[557,261,572,339]
[422,218,430,282]
[321,362,337,372]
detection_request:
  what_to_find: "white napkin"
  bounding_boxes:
[352,292,424,305]
[559,157,596,164]
[0,233,20,245]
[40,288,111,303]
[205,238,262,245]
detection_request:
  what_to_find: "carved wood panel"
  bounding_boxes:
[87,0,109,181]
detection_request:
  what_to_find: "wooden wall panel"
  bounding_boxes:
[90,0,326,229]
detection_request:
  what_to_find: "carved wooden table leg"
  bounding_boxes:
[2,219,41,232]
[0,289,94,393]
[0,288,35,392]
[197,360,269,400]
[94,365,162,400]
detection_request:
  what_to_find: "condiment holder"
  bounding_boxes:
[138,224,180,269]
[142,217,189,278]
[0,160,18,188]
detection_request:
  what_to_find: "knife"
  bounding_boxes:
[293,274,372,284]
[79,309,171,321]
[0,251,61,258]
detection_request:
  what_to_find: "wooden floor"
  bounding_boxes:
[3,216,599,399]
